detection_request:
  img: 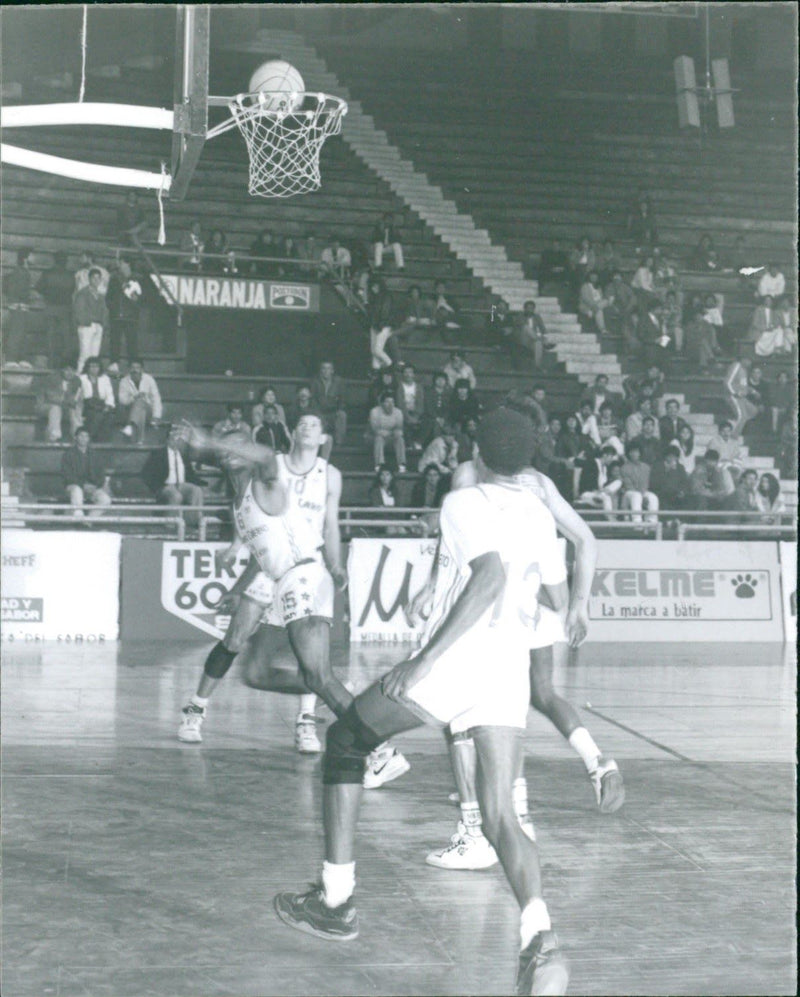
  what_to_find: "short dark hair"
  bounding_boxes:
[719,420,733,431]
[665,398,679,409]
[664,445,681,459]
[601,445,618,457]
[454,378,471,391]
[75,426,90,438]
[475,407,536,476]
[742,468,758,480]
[88,267,102,280]
[643,416,656,427]
[625,441,642,457]
[128,357,143,367]
[227,402,244,413]
[379,391,394,403]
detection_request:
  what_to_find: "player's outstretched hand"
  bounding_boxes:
[331,567,348,592]
[404,580,434,628]
[565,605,589,648]
[381,653,431,703]
[215,546,238,573]
[178,419,210,452]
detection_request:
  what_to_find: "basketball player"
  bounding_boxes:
[178,414,409,786]
[420,457,624,870]
[274,408,570,996]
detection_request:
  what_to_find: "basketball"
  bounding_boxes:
[248,60,305,113]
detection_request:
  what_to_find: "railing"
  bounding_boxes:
[1,502,188,539]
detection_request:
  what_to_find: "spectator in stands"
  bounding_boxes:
[555,414,591,501]
[702,293,730,352]
[690,233,720,272]
[637,300,672,365]
[684,303,720,370]
[79,356,115,442]
[485,298,517,357]
[576,446,621,512]
[418,425,459,477]
[756,473,786,523]
[372,212,404,271]
[661,290,684,353]
[576,400,601,448]
[777,412,797,481]
[706,420,743,480]
[769,370,793,433]
[515,299,551,367]
[4,248,37,362]
[249,228,277,277]
[631,255,657,310]
[672,423,696,474]
[118,359,162,445]
[181,220,205,272]
[61,427,112,519]
[399,285,435,341]
[251,385,288,437]
[627,193,658,251]
[212,402,250,439]
[596,240,619,288]
[223,250,240,276]
[277,234,300,279]
[456,417,480,465]
[529,387,549,430]
[532,415,561,477]
[37,360,82,443]
[367,276,398,370]
[604,271,637,347]
[320,238,352,282]
[368,392,406,473]
[74,250,110,296]
[731,468,761,523]
[433,281,462,342]
[286,387,314,433]
[652,248,678,300]
[578,272,609,334]
[106,259,143,363]
[625,397,656,442]
[568,237,596,300]
[659,399,689,447]
[775,296,797,351]
[580,373,618,415]
[368,465,399,510]
[538,238,570,293]
[142,424,205,528]
[628,415,661,467]
[443,350,476,390]
[254,404,291,452]
[596,403,625,456]
[757,262,786,301]
[310,360,347,447]
[650,446,690,513]
[395,363,425,450]
[38,251,75,365]
[448,378,482,429]
[623,364,665,412]
[751,295,790,357]
[540,416,574,496]
[724,356,761,436]
[423,371,451,441]
[369,367,399,410]
[689,449,736,510]
[620,441,659,523]
[206,229,228,273]
[297,233,322,277]
[74,268,110,373]
[411,463,447,510]
[116,190,147,246]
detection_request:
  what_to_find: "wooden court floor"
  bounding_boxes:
[2,639,796,997]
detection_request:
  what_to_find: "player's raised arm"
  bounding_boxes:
[179,420,279,482]
[323,464,347,589]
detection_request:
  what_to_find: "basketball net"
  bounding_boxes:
[227,92,347,198]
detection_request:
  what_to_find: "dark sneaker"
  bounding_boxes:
[516,930,569,995]
[274,885,359,942]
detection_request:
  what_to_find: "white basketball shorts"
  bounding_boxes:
[528,606,567,650]
[275,559,334,626]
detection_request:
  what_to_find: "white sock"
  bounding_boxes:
[520,898,551,949]
[460,801,484,838]
[569,727,601,773]
[321,860,355,909]
[513,777,529,823]
[297,694,317,718]
[191,695,210,709]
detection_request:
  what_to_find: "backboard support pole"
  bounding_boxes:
[170,5,209,201]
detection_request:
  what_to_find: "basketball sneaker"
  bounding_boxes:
[362,743,410,789]
[274,885,359,942]
[177,703,205,743]
[590,757,625,813]
[295,713,322,754]
[516,930,569,996]
[425,822,499,870]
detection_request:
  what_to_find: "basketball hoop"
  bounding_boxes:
[207,91,348,198]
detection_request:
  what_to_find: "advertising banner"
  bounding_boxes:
[153,274,320,312]
[778,541,796,643]
[587,540,783,642]
[1,530,120,642]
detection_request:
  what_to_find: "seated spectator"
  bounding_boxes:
[752,295,792,357]
[604,271,637,347]
[596,403,625,456]
[538,238,569,291]
[690,233,719,272]
[395,364,426,450]
[532,415,561,477]
[107,258,143,363]
[627,193,658,251]
[731,468,761,522]
[756,473,786,523]
[118,359,162,445]
[368,392,406,472]
[399,285,435,340]
[372,212,404,271]
[770,370,793,433]
[116,190,147,246]
[369,367,399,409]
[74,250,110,296]
[724,357,761,436]
[180,220,205,272]
[515,299,550,366]
[620,441,659,523]
[251,385,288,437]
[74,268,110,373]
[485,298,517,357]
[297,233,323,277]
[423,371,451,441]
[61,427,112,519]
[596,240,619,287]
[650,446,691,512]
[310,360,347,446]
[623,364,665,412]
[411,463,448,509]
[576,400,601,448]
[706,420,743,480]
[205,229,228,273]
[418,425,459,477]
[38,251,75,364]
[684,304,720,369]
[701,293,730,352]
[775,296,797,350]
[367,276,399,370]
[578,272,609,333]
[320,238,352,282]
[651,248,678,300]
[672,423,696,474]
[212,402,250,439]
[368,465,398,509]
[433,281,462,342]
[443,350,477,391]
[580,373,619,415]
[528,387,549,430]
[568,237,596,300]
[36,360,82,443]
[661,290,684,353]
[254,404,291,452]
[249,228,278,277]
[628,416,661,467]
[689,449,736,510]
[222,250,240,276]
[625,397,657,442]
[631,255,658,311]
[3,246,39,363]
[286,386,314,432]
[277,234,300,279]
[747,365,770,430]
[575,446,621,512]
[448,378,482,429]
[79,356,115,442]
[757,262,786,301]
[142,424,205,528]
[636,300,671,364]
[455,417,480,465]
[659,399,690,447]
[555,413,592,501]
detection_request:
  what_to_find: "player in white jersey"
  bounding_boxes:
[421,457,624,870]
[274,409,570,997]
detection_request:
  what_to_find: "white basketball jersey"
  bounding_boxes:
[422,483,566,647]
[233,477,323,582]
[277,453,328,543]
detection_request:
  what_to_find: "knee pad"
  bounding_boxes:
[323,704,383,786]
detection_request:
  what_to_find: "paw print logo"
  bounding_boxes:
[732,574,758,599]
